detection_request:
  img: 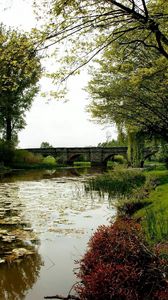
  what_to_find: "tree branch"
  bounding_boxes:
[107,0,146,22]
[120,39,159,51]
[44,295,79,299]
[60,31,127,82]
[113,25,144,35]
[141,0,148,20]
[108,0,168,58]
[154,27,168,59]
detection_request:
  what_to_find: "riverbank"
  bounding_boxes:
[85,165,168,250]
[75,165,168,299]
[0,165,167,299]
[134,168,168,251]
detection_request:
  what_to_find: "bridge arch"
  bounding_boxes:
[67,154,86,165]
[103,154,115,166]
[67,153,89,165]
[103,153,128,166]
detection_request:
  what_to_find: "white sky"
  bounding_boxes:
[0,0,117,148]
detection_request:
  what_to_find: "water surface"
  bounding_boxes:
[0,168,116,300]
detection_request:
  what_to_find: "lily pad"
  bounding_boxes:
[0,229,8,235]
[11,229,37,242]
[5,248,34,263]
[2,235,16,242]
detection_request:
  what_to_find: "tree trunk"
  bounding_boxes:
[127,130,145,168]
[6,115,12,142]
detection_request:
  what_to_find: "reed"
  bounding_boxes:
[85,168,146,199]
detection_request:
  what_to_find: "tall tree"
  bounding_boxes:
[0,25,42,142]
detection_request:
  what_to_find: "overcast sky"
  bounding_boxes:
[0,0,117,148]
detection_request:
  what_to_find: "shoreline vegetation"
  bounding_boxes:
[0,149,168,298]
[0,149,93,171]
[1,154,168,250]
[43,163,168,299]
[85,164,168,250]
[77,164,168,299]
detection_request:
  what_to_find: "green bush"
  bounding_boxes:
[114,154,127,164]
[13,149,43,164]
[42,155,56,164]
[154,144,168,168]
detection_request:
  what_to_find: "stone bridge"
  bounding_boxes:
[25,147,128,166]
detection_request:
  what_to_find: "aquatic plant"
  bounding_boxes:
[85,168,146,199]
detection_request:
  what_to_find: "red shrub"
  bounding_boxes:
[75,218,168,300]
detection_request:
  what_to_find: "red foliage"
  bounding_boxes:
[75,218,168,300]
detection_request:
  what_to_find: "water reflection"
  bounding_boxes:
[0,167,116,299]
[0,250,43,300]
[0,178,43,300]
[0,166,104,183]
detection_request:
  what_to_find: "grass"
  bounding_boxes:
[134,169,168,247]
[85,164,168,252]
[144,161,166,171]
[115,166,168,251]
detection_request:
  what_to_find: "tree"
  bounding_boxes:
[33,0,168,84]
[85,39,168,166]
[87,42,168,142]
[40,141,53,148]
[0,25,42,142]
[98,127,127,147]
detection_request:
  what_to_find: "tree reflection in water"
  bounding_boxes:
[0,167,110,299]
[0,180,43,300]
[0,249,43,300]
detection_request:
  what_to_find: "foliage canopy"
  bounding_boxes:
[0,25,42,142]
[87,43,168,141]
[33,0,168,83]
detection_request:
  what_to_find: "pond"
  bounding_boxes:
[0,167,116,300]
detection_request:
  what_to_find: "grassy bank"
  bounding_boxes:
[77,166,168,300]
[85,165,168,250]
[134,169,168,248]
